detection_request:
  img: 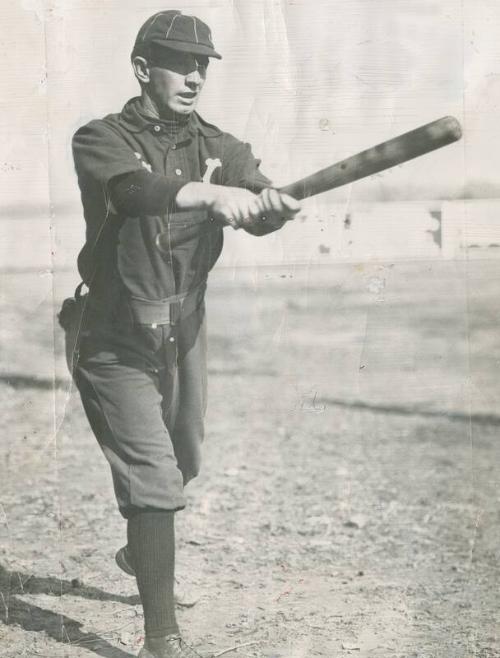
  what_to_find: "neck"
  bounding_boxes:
[139,90,190,125]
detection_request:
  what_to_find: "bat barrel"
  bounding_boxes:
[279,116,463,201]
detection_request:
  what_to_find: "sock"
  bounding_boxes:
[127,510,178,638]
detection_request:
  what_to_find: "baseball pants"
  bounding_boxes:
[70,288,207,518]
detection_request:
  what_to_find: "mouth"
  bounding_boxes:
[177,91,198,103]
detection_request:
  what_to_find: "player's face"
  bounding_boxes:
[148,50,208,116]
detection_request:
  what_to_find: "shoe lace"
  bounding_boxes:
[166,635,202,658]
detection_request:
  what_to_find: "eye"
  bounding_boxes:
[196,56,209,70]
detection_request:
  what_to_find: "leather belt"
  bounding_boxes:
[127,281,206,326]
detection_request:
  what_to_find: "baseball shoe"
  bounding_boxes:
[138,634,203,658]
[116,545,200,607]
[115,545,136,576]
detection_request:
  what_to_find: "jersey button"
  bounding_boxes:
[171,144,177,150]
[175,168,182,176]
[169,336,175,343]
[154,125,161,132]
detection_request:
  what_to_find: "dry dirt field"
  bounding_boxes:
[1,259,500,658]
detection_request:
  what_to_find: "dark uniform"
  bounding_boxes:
[64,11,300,655]
[71,97,272,518]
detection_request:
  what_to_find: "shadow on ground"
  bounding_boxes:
[3,372,500,427]
[0,564,138,657]
[317,396,500,427]
[0,374,70,390]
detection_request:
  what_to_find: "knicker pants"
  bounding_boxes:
[72,298,207,518]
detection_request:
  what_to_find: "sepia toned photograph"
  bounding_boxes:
[1,1,499,657]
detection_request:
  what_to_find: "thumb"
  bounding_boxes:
[280,193,301,212]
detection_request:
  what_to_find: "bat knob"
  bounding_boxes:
[441,116,463,141]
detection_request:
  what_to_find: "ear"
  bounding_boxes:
[132,56,151,84]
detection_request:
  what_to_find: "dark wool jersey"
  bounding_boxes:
[72,97,271,303]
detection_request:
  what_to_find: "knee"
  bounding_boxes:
[181,463,200,486]
[179,452,202,485]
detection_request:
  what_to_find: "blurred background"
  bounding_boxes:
[1,0,500,269]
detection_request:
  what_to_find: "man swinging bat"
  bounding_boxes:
[68,10,300,658]
[66,8,462,658]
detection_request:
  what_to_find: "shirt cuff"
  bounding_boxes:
[109,170,187,216]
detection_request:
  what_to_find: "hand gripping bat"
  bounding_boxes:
[278,116,462,200]
[162,116,462,236]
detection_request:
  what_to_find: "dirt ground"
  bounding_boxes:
[1,259,500,658]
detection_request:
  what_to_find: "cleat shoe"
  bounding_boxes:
[116,545,200,607]
[138,634,203,658]
[115,545,135,576]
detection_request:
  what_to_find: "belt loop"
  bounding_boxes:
[169,300,181,326]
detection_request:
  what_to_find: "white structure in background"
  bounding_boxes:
[219,200,442,267]
[441,200,500,259]
[219,199,500,266]
[3,200,500,272]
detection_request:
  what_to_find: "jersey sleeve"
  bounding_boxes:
[108,170,186,216]
[220,134,272,192]
[72,120,188,210]
[72,120,144,188]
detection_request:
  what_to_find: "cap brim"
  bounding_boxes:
[150,39,222,59]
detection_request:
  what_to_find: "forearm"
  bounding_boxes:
[110,173,298,235]
[179,182,300,235]
[174,181,218,212]
[110,172,221,217]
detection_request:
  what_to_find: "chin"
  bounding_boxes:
[173,103,197,115]
[175,106,195,115]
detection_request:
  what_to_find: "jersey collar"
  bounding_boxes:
[118,97,222,138]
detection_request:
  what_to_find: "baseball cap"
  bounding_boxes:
[132,10,222,60]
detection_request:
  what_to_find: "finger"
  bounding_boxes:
[252,192,267,217]
[253,189,277,226]
[261,189,288,226]
[265,188,286,214]
[279,193,301,213]
[224,216,239,229]
[225,214,239,229]
[216,204,236,228]
[233,201,247,225]
[258,188,275,214]
[246,197,263,221]
[225,202,244,229]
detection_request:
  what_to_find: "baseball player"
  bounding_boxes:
[67,9,301,658]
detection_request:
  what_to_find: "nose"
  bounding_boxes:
[185,68,203,88]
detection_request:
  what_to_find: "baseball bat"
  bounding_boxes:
[278,116,462,200]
